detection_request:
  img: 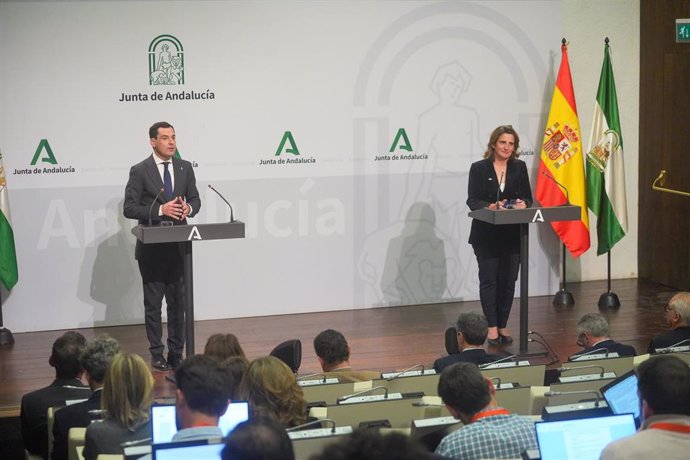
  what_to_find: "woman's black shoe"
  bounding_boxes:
[499,334,514,344]
[487,337,501,346]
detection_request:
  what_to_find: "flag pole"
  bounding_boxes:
[553,243,575,306]
[598,251,620,309]
[0,289,15,346]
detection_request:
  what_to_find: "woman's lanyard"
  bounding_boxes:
[470,408,510,423]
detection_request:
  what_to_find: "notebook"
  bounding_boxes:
[600,369,641,427]
[536,413,637,460]
[151,401,249,444]
[152,439,224,460]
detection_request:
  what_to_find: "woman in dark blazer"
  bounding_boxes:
[467,125,533,345]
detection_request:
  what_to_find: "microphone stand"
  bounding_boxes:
[553,243,575,306]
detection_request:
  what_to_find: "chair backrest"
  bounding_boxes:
[68,427,87,460]
[445,327,459,355]
[270,339,302,374]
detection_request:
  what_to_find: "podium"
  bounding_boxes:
[131,221,245,357]
[468,206,580,354]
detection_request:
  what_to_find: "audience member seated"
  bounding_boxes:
[600,355,690,459]
[204,333,248,361]
[223,355,249,401]
[310,429,445,460]
[569,312,636,360]
[21,331,91,459]
[647,291,690,353]
[238,356,307,428]
[433,312,505,372]
[51,335,121,460]
[435,362,537,459]
[82,353,153,460]
[313,329,380,382]
[222,416,295,460]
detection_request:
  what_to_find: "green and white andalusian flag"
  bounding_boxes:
[586,41,628,255]
[0,151,18,290]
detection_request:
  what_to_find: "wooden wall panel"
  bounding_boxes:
[639,0,690,289]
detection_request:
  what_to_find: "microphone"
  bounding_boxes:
[336,385,389,404]
[569,347,610,361]
[489,376,502,388]
[544,390,602,407]
[527,330,560,365]
[655,338,690,354]
[558,365,605,378]
[541,170,570,205]
[496,170,504,208]
[208,184,234,222]
[286,418,337,433]
[385,364,425,381]
[120,437,153,447]
[148,188,165,227]
[297,373,328,383]
[479,354,517,369]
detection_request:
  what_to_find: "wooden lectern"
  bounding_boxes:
[468,206,580,354]
[131,221,245,357]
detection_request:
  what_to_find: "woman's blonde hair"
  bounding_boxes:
[204,333,247,361]
[101,352,153,429]
[239,356,307,427]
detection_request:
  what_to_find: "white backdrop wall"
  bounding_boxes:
[0,0,637,333]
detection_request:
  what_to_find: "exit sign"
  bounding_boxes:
[676,19,690,43]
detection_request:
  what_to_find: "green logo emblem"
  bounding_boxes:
[149,34,185,85]
[389,128,413,153]
[275,131,300,156]
[31,139,57,165]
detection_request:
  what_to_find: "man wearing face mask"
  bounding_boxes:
[568,312,636,360]
[647,291,690,353]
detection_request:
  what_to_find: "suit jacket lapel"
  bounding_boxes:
[144,156,165,203]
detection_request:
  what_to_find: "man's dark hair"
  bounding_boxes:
[637,355,690,416]
[313,329,350,366]
[438,362,491,416]
[80,335,121,384]
[149,121,174,139]
[222,416,295,460]
[50,331,87,379]
[456,312,488,345]
[175,354,234,417]
[310,429,430,460]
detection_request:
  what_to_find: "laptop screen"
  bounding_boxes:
[151,401,250,444]
[152,440,224,460]
[601,370,640,427]
[536,413,636,460]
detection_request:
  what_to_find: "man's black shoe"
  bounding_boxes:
[151,355,169,371]
[167,353,183,370]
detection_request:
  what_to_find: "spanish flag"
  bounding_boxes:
[536,41,590,257]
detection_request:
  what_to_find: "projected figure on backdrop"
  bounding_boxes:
[398,61,484,298]
[149,36,185,85]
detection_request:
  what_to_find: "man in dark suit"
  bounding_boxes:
[434,312,506,372]
[21,331,91,460]
[648,291,690,353]
[124,121,201,371]
[51,335,120,460]
[569,312,636,360]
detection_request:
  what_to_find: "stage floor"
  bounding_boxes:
[0,278,675,416]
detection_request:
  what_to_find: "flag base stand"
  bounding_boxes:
[553,289,575,306]
[598,291,620,309]
[0,327,14,346]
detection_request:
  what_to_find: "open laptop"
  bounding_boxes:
[151,401,250,444]
[535,413,637,460]
[152,439,224,460]
[600,369,641,428]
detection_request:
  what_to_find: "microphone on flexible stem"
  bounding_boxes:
[296,373,328,383]
[544,390,602,407]
[286,418,337,433]
[569,347,610,361]
[528,330,560,365]
[541,170,570,205]
[496,170,504,209]
[148,188,165,227]
[558,365,605,378]
[208,184,234,222]
[336,386,389,403]
[479,354,517,369]
[385,364,425,381]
